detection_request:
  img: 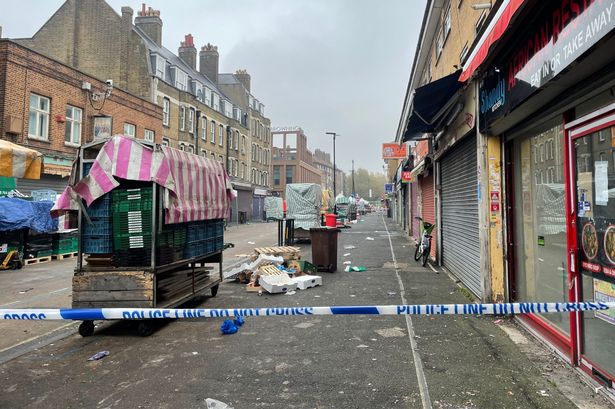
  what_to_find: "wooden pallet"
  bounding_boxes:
[24,256,52,265]
[252,246,301,262]
[52,252,78,260]
[258,264,287,276]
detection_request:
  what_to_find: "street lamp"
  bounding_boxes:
[326,132,338,214]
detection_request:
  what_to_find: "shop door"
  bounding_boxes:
[252,197,264,221]
[420,173,436,259]
[440,136,481,297]
[569,113,615,384]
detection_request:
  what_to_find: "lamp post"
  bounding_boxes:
[326,132,338,214]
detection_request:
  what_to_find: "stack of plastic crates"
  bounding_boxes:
[112,187,153,266]
[52,232,78,255]
[183,219,224,259]
[82,193,113,254]
[156,224,187,265]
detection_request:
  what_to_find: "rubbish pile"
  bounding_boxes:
[225,246,322,295]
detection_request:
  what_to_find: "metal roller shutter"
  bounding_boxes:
[440,136,481,297]
[16,175,69,196]
[420,172,436,259]
[411,182,419,239]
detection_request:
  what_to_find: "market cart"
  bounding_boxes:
[55,136,233,336]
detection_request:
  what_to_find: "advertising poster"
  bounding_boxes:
[382,143,407,160]
[594,279,615,325]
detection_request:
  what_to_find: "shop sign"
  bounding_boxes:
[480,0,615,130]
[382,143,408,160]
[413,141,429,165]
[490,191,500,212]
[93,116,113,139]
[384,183,394,194]
[401,171,413,182]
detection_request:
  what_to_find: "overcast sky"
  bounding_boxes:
[1,0,424,174]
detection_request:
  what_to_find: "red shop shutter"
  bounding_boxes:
[420,172,436,259]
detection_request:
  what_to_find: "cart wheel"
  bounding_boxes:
[78,320,95,337]
[211,284,219,297]
[136,321,154,337]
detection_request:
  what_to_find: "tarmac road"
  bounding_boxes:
[0,214,611,408]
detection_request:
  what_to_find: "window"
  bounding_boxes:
[211,153,216,161]
[227,157,232,175]
[180,106,186,131]
[174,68,188,91]
[599,130,607,142]
[155,56,165,79]
[162,98,170,126]
[28,94,50,140]
[205,87,212,106]
[436,30,444,58]
[228,128,234,147]
[179,143,185,151]
[443,4,451,41]
[241,135,246,154]
[273,166,281,185]
[210,120,216,143]
[219,155,224,163]
[234,159,238,177]
[201,149,207,157]
[234,131,239,151]
[539,144,545,162]
[201,117,207,140]
[144,129,155,142]
[162,138,170,147]
[64,105,82,145]
[240,162,245,179]
[188,108,195,133]
[459,42,469,64]
[476,11,487,34]
[219,125,224,146]
[285,166,294,184]
[212,93,220,111]
[187,144,195,154]
[123,123,136,137]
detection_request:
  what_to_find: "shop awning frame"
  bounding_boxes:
[402,70,463,142]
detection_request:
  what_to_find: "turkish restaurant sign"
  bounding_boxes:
[382,143,408,160]
[480,0,615,129]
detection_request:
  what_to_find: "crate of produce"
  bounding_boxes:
[113,233,152,250]
[83,235,112,254]
[87,194,112,218]
[83,217,112,236]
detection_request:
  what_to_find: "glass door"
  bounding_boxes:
[571,118,615,383]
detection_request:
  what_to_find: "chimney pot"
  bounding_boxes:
[178,34,197,70]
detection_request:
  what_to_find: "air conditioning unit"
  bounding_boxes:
[5,115,22,134]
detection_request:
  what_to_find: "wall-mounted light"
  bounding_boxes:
[471,3,492,9]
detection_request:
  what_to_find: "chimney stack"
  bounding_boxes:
[235,69,251,92]
[199,43,219,83]
[135,3,162,47]
[178,34,197,70]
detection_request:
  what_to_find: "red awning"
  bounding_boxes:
[459,0,525,82]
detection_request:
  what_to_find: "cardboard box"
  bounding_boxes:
[292,275,322,290]
[259,274,298,294]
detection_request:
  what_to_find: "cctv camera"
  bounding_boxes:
[105,79,114,87]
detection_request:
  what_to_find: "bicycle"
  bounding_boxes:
[414,217,435,267]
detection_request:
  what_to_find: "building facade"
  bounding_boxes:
[16,0,274,222]
[312,148,344,196]
[0,39,162,194]
[271,127,321,198]
[395,0,615,393]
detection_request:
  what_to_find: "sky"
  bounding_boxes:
[0,0,425,174]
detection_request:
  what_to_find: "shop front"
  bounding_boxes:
[474,0,615,386]
[252,188,268,221]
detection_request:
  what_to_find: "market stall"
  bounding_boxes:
[54,136,233,336]
[286,183,322,241]
[265,196,284,221]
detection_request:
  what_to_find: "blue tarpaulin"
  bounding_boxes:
[0,198,57,233]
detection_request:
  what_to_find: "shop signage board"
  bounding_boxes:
[401,171,413,182]
[480,0,615,130]
[382,143,408,160]
[384,183,394,194]
[93,116,113,139]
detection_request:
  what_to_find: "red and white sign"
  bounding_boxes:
[490,191,500,212]
[401,171,413,182]
[382,143,408,160]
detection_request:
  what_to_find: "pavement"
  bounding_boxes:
[0,214,613,408]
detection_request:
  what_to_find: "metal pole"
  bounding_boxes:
[352,160,355,197]
[326,132,338,214]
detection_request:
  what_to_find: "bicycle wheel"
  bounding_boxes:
[414,243,422,261]
[421,244,430,266]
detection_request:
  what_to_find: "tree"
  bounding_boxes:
[344,168,386,201]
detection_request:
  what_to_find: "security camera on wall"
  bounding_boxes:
[105,79,113,87]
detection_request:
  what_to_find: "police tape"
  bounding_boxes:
[1,301,614,321]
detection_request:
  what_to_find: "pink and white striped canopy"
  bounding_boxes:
[53,136,233,223]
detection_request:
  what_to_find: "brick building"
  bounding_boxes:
[313,148,345,197]
[271,127,321,198]
[0,39,162,193]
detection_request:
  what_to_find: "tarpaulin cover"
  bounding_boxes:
[286,183,322,230]
[265,196,284,220]
[53,136,233,223]
[0,140,42,179]
[0,198,57,232]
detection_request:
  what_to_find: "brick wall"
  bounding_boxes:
[0,40,162,160]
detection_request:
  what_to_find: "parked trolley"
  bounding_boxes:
[57,136,234,336]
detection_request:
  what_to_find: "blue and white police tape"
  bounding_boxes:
[1,301,614,321]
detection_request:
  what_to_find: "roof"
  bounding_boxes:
[217,73,240,85]
[133,25,224,96]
